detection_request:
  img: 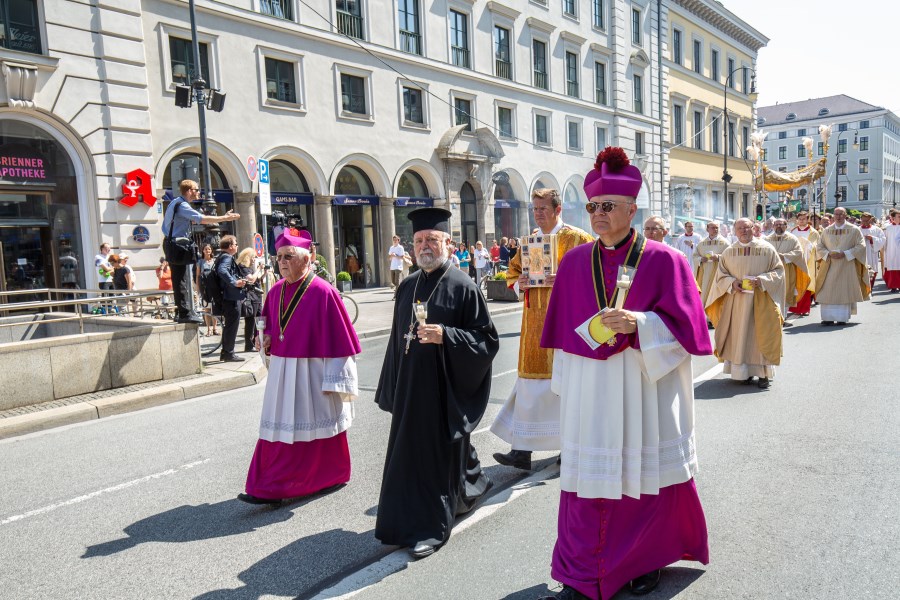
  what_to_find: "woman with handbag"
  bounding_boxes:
[236,248,264,352]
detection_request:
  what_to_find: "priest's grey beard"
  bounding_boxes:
[415,247,448,271]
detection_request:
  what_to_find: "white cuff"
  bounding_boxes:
[634,311,690,383]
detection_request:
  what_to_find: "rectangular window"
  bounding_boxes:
[533,40,548,90]
[594,62,607,105]
[264,58,296,104]
[454,97,472,131]
[0,0,42,54]
[596,126,608,152]
[567,121,581,150]
[692,40,701,74]
[778,131,787,139]
[859,184,869,201]
[592,0,604,29]
[398,0,421,55]
[817,141,824,156]
[742,68,749,93]
[260,0,294,21]
[565,52,579,98]
[728,121,736,156]
[838,139,847,153]
[633,73,643,114]
[336,0,364,40]
[340,73,367,114]
[838,123,848,132]
[673,105,683,145]
[635,131,644,155]
[797,144,805,158]
[727,57,735,88]
[798,128,806,136]
[711,118,720,154]
[859,158,869,173]
[860,120,870,129]
[450,10,469,68]
[839,185,847,202]
[672,29,682,65]
[494,26,511,80]
[859,136,869,151]
[498,106,513,138]
[778,146,787,160]
[631,8,641,45]
[535,114,549,145]
[693,111,703,149]
[563,0,576,17]
[710,48,719,82]
[403,86,423,123]
[743,126,749,155]
[170,37,210,85]
[761,148,768,161]
[837,160,847,175]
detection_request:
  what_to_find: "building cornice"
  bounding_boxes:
[526,17,556,34]
[673,0,769,52]
[487,2,521,21]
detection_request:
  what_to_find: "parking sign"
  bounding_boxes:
[258,158,271,215]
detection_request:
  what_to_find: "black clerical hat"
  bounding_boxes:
[408,207,452,233]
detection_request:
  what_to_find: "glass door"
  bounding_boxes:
[0,226,53,300]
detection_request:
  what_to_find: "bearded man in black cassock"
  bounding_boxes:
[375,207,499,560]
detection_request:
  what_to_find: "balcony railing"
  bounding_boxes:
[533,70,548,90]
[259,0,293,20]
[495,59,511,80]
[337,10,364,40]
[400,29,421,55]
[452,45,470,68]
[595,89,607,105]
[566,81,579,98]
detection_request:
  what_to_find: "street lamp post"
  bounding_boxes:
[722,66,757,219]
[892,156,900,209]
[832,127,859,209]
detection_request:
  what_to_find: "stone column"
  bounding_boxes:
[517,205,531,238]
[234,192,258,247]
[314,197,336,278]
[378,199,396,287]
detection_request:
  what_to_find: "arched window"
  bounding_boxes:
[163,152,228,191]
[398,170,428,197]
[335,165,374,195]
[460,182,478,247]
[270,160,309,192]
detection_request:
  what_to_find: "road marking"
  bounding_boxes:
[492,368,517,378]
[309,464,558,600]
[0,459,210,526]
[693,362,724,386]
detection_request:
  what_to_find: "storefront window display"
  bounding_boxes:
[333,165,379,288]
[394,170,430,254]
[493,181,520,241]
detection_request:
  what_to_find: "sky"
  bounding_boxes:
[720,0,900,115]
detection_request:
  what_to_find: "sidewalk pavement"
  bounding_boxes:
[0,286,521,439]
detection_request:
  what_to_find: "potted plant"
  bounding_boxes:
[485,272,519,302]
[336,271,352,293]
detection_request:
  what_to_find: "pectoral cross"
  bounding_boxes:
[404,323,417,354]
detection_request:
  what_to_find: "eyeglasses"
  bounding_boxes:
[585,200,633,214]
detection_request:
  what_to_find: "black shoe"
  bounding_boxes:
[177,314,204,324]
[220,353,243,363]
[821,321,834,326]
[407,541,438,559]
[493,449,532,470]
[740,377,755,385]
[629,569,661,595]
[758,377,771,389]
[537,585,591,600]
[237,493,281,505]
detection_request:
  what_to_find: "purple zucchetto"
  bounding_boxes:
[274,229,313,250]
[583,146,643,199]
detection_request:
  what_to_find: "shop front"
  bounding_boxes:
[394,169,432,252]
[332,165,381,289]
[0,121,83,299]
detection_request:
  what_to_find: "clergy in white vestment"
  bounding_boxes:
[765,219,809,319]
[537,147,712,600]
[694,222,730,309]
[883,209,900,291]
[858,212,885,289]
[815,207,870,325]
[238,230,361,505]
[705,218,785,390]
[491,188,593,471]
[673,220,699,263]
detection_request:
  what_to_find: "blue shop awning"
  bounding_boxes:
[395,197,433,207]
[164,188,234,204]
[268,192,314,205]
[332,195,380,206]
[494,199,521,209]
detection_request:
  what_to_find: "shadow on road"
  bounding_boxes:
[783,321,859,335]
[694,378,773,400]
[503,566,704,599]
[81,499,297,558]
[195,528,385,600]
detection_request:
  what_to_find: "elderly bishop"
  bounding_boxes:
[694,221,730,310]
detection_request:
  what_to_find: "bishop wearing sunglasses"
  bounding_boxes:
[537,147,714,600]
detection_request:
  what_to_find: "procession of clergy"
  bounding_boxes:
[224,145,900,600]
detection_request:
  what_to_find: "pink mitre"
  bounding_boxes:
[274,229,313,250]
[584,146,643,199]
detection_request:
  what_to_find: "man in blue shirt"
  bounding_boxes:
[162,179,240,323]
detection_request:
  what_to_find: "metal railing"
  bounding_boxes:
[400,29,421,55]
[495,59,511,80]
[567,81,579,98]
[451,46,470,68]
[337,11,364,40]
[533,70,548,90]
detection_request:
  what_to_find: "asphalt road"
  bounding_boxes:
[1,296,896,599]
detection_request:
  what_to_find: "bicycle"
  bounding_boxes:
[312,261,358,325]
